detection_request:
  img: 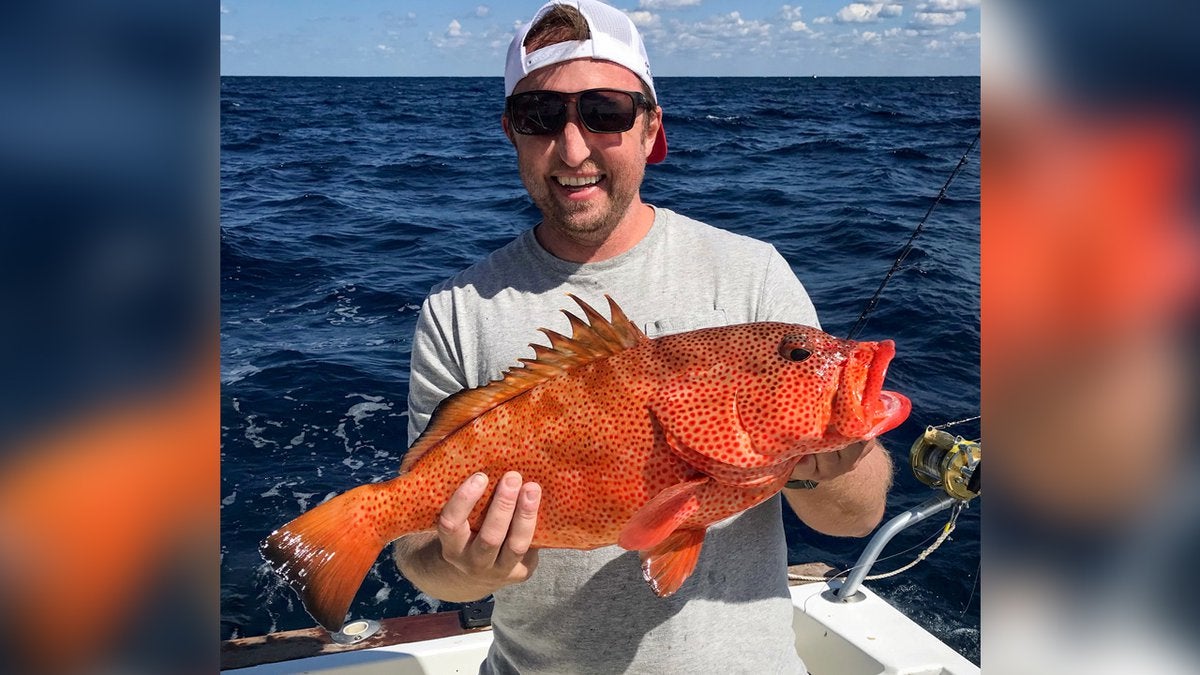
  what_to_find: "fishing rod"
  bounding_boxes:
[790,134,984,594]
[845,130,981,342]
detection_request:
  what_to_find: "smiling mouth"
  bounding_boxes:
[555,175,604,190]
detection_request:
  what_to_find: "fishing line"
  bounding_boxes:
[846,130,981,341]
[788,504,963,583]
[960,559,981,618]
[933,415,980,431]
[935,414,982,443]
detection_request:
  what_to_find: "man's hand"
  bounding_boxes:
[439,471,541,585]
[394,470,542,602]
[782,440,892,537]
[788,440,875,483]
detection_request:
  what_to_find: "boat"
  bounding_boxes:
[221,428,980,674]
[222,570,977,674]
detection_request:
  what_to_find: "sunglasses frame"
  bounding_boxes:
[505,88,654,136]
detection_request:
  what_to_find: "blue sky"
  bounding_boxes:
[220,0,979,77]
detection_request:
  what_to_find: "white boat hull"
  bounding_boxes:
[225,581,978,674]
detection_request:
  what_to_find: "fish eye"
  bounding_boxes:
[779,340,812,363]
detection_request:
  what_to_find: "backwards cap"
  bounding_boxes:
[505,0,667,163]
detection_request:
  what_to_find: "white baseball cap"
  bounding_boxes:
[505,0,667,163]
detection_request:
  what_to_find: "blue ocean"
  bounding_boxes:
[220,76,980,662]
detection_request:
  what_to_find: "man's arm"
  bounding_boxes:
[782,440,892,537]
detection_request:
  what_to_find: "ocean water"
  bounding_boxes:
[220,76,980,662]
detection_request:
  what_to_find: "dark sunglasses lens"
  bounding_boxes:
[510,93,567,135]
[578,90,637,133]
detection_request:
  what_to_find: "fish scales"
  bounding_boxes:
[261,295,910,631]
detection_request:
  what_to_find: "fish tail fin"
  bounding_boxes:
[259,482,397,631]
[640,529,707,597]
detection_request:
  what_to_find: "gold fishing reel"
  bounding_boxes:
[909,426,981,501]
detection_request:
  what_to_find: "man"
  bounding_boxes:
[393,1,892,672]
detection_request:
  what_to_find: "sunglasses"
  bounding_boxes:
[505,88,653,136]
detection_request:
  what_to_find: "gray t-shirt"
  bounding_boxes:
[406,207,819,674]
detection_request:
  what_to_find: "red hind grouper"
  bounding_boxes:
[261,295,911,631]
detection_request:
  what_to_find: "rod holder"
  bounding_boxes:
[835,495,960,601]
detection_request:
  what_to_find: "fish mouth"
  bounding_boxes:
[833,339,912,439]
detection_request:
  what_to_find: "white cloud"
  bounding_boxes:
[951,30,981,42]
[626,10,661,28]
[858,30,882,44]
[376,44,393,52]
[475,5,490,18]
[220,34,235,42]
[780,4,804,21]
[813,16,833,24]
[836,3,903,23]
[779,4,813,33]
[664,11,772,56]
[917,0,979,10]
[720,11,770,37]
[638,0,701,8]
[884,27,919,38]
[914,10,966,26]
[447,19,464,37]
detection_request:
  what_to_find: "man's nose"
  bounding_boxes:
[556,114,591,167]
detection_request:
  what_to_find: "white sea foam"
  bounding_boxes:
[292,491,317,511]
[347,400,391,423]
[222,363,262,384]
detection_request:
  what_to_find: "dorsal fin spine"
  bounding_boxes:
[605,295,645,348]
[572,295,624,346]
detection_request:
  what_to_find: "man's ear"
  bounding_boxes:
[644,106,663,159]
[501,114,516,146]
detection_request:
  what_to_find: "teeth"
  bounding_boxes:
[556,175,601,187]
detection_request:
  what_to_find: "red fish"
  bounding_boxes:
[261,295,910,630]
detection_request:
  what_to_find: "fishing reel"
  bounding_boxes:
[909,426,980,501]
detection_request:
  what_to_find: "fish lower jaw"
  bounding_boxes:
[865,391,912,438]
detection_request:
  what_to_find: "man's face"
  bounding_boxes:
[503,59,662,246]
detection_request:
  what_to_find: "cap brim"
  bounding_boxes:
[647,121,667,164]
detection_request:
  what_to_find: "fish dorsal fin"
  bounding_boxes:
[400,294,648,472]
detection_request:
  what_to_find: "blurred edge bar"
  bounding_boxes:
[984,1,1200,674]
[0,1,217,673]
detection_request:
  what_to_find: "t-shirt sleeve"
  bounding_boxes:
[406,295,468,446]
[758,246,821,330]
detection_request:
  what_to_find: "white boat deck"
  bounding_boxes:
[226,581,978,674]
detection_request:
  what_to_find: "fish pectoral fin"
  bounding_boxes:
[650,373,783,484]
[640,529,707,597]
[650,370,759,461]
[617,476,710,551]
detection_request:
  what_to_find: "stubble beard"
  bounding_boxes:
[522,162,644,247]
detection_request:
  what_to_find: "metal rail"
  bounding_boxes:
[836,494,960,601]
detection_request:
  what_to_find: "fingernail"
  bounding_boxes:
[523,483,541,503]
[503,472,521,488]
[470,472,488,487]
